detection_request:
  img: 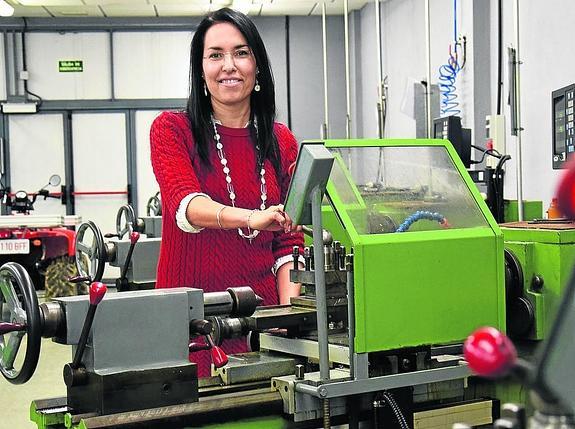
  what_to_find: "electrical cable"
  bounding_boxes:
[376,76,389,184]
[378,391,410,429]
[470,144,503,164]
[438,0,466,117]
[496,0,503,115]
[20,19,42,106]
[492,154,511,222]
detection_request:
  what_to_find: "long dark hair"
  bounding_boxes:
[187,8,279,172]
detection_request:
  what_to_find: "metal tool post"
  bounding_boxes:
[512,0,524,221]
[374,0,385,139]
[424,0,433,137]
[346,251,355,379]
[344,0,351,140]
[312,185,331,428]
[321,2,329,139]
[311,186,330,382]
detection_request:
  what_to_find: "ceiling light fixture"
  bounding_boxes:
[0,0,14,17]
[231,0,251,15]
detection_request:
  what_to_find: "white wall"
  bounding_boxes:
[8,114,66,215]
[0,35,6,100]
[135,110,161,216]
[357,0,567,209]
[370,0,474,139]
[289,16,347,142]
[26,32,111,99]
[113,32,190,99]
[496,0,570,207]
[254,17,289,124]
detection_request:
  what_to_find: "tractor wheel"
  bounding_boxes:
[44,256,88,299]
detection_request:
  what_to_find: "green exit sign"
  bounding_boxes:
[59,60,83,72]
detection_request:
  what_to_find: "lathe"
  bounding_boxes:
[73,204,162,292]
[1,138,508,428]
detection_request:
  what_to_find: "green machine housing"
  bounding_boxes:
[501,222,575,340]
[317,138,506,353]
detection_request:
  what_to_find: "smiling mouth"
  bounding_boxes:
[219,79,242,84]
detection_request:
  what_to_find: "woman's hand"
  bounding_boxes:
[249,204,297,233]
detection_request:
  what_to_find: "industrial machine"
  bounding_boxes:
[74,204,162,291]
[461,256,575,429]
[0,138,507,428]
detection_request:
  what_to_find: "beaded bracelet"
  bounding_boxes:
[238,209,260,241]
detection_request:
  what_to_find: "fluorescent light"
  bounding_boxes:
[0,0,14,17]
[1,102,38,114]
[231,0,251,15]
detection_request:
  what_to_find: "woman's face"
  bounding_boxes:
[202,22,257,112]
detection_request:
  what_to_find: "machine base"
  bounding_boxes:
[67,364,198,415]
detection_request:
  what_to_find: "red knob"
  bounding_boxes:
[464,326,517,378]
[211,345,228,369]
[556,158,575,218]
[89,282,107,305]
[130,231,140,244]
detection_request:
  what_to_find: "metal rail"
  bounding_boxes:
[295,362,470,399]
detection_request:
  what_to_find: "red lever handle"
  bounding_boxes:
[68,275,91,284]
[89,282,107,305]
[211,345,228,368]
[130,231,140,244]
[202,334,229,369]
[463,326,517,378]
[0,322,25,335]
[189,341,210,352]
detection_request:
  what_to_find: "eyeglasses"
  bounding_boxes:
[203,47,253,63]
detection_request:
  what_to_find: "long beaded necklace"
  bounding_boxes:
[211,116,267,241]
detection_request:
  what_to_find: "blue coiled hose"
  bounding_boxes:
[438,56,461,116]
[438,0,463,117]
[395,210,448,233]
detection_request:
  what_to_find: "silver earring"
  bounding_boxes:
[204,82,208,97]
[254,79,260,92]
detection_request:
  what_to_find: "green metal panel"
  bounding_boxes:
[354,228,504,352]
[194,416,290,428]
[504,200,543,222]
[323,138,451,148]
[30,401,66,429]
[502,225,575,244]
[470,377,532,415]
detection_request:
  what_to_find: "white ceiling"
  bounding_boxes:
[6,0,372,18]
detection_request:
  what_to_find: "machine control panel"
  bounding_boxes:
[433,115,471,168]
[552,83,575,169]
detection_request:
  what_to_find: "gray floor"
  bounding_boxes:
[2,289,71,429]
[2,338,70,429]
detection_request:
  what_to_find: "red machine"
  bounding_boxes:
[0,175,80,293]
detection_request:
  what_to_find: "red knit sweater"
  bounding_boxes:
[150,111,303,376]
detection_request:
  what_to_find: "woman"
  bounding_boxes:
[150,8,304,377]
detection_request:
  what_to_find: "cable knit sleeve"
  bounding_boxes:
[150,111,203,218]
[272,123,305,260]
